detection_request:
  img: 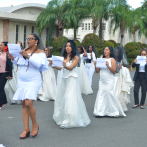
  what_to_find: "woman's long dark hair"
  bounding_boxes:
[78,46,84,54]
[103,46,116,59]
[17,41,23,49]
[63,41,76,61]
[45,47,51,57]
[114,46,124,62]
[87,45,97,58]
[2,42,8,47]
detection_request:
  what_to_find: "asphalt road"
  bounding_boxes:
[0,71,147,147]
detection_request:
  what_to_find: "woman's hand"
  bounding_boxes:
[8,53,14,61]
[6,76,12,80]
[49,60,53,65]
[118,65,122,69]
[20,49,28,58]
[106,61,109,67]
[63,61,66,68]
[94,61,97,67]
[134,59,137,63]
[91,53,93,60]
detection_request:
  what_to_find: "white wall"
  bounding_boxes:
[63,18,147,46]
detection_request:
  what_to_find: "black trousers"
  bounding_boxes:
[0,72,8,107]
[134,72,147,106]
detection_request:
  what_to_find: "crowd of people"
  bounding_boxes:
[0,33,146,139]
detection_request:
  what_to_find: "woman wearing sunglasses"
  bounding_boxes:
[132,49,147,109]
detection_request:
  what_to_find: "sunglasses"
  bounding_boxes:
[141,54,146,56]
[26,38,36,41]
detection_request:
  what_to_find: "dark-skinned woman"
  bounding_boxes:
[94,47,126,117]
[132,49,147,109]
[85,45,97,87]
[0,41,13,110]
[51,40,90,128]
[8,33,48,139]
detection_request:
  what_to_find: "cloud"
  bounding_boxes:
[127,0,143,8]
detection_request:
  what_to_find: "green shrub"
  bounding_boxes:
[108,40,117,47]
[52,36,68,52]
[124,42,141,65]
[136,42,144,49]
[116,43,120,47]
[103,41,114,48]
[81,33,103,54]
[124,42,140,55]
[74,40,81,47]
[142,43,147,48]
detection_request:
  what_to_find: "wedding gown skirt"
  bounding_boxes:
[114,67,134,111]
[78,62,93,95]
[5,64,20,104]
[94,58,126,117]
[38,63,57,101]
[53,61,91,128]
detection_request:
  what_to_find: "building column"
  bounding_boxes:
[3,19,9,41]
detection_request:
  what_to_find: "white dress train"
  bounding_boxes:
[94,58,126,117]
[78,54,93,95]
[12,53,48,101]
[5,64,20,104]
[53,60,91,128]
[37,61,57,101]
[114,67,134,111]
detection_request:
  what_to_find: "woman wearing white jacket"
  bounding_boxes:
[85,45,97,87]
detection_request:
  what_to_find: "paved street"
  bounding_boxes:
[0,71,147,147]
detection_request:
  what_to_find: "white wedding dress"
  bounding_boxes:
[53,60,91,128]
[5,64,20,104]
[78,54,93,95]
[114,66,134,111]
[94,58,126,117]
[37,60,57,101]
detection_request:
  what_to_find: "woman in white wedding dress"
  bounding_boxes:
[51,40,90,128]
[77,46,93,95]
[37,47,57,101]
[5,41,23,105]
[94,46,126,117]
[114,46,133,111]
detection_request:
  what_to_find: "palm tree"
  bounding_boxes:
[87,0,111,39]
[128,8,144,42]
[36,0,68,37]
[110,3,132,46]
[63,0,89,40]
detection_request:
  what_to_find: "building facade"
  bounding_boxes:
[0,3,146,47]
[0,3,57,48]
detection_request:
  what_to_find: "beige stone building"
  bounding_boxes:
[0,3,57,48]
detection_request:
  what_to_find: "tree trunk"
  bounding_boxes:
[120,34,124,47]
[59,29,63,37]
[133,32,136,42]
[74,27,77,40]
[99,17,103,40]
[93,28,96,34]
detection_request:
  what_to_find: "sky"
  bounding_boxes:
[0,0,144,8]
